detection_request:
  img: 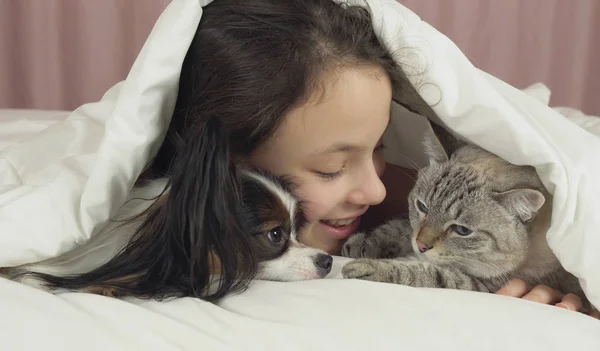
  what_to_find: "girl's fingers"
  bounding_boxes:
[521,284,563,305]
[495,279,597,319]
[495,278,533,297]
[555,293,583,312]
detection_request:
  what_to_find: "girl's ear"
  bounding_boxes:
[423,119,464,164]
[27,118,257,300]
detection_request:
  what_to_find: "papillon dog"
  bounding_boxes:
[5,168,333,299]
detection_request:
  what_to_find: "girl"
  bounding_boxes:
[39,0,593,315]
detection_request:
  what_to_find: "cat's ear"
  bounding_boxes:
[493,189,545,222]
[423,119,463,164]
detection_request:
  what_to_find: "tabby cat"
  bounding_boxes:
[341,120,589,308]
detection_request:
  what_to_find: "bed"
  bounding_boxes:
[1,0,600,349]
[2,106,600,350]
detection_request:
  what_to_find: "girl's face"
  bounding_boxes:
[250,66,391,254]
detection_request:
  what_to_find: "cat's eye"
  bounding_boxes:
[452,224,473,236]
[416,199,428,214]
[267,227,285,244]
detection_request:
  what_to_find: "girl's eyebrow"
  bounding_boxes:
[312,143,364,156]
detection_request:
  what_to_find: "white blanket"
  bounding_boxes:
[1,0,600,349]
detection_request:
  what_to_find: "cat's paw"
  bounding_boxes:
[342,259,415,285]
[340,232,369,258]
[342,259,396,283]
[341,232,404,259]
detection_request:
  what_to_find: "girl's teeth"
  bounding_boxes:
[323,218,356,227]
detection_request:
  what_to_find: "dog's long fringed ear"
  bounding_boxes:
[155,117,256,300]
[26,117,256,301]
[423,119,464,164]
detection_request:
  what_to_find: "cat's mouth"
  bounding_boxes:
[410,237,422,255]
[411,240,442,260]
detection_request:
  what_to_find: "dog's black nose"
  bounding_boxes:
[314,253,333,276]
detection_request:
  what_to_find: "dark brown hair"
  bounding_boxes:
[32,0,415,301]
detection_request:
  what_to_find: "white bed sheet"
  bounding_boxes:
[1,251,600,351]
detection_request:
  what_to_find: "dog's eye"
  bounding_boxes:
[452,224,473,236]
[267,227,285,244]
[416,199,428,214]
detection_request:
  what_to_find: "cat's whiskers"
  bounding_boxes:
[400,154,422,172]
[459,257,511,283]
[447,257,480,273]
[397,168,417,183]
[479,260,512,284]
[393,156,418,182]
[452,257,497,279]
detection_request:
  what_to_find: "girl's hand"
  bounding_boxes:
[496,278,600,319]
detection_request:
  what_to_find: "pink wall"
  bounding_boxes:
[0,0,599,114]
[400,0,600,115]
[0,0,171,111]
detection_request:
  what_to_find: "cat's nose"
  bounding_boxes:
[417,239,432,253]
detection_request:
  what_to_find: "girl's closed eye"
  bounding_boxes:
[314,144,384,180]
[314,166,345,180]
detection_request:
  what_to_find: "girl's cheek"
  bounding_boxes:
[293,183,316,216]
[295,184,330,221]
[299,192,323,221]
